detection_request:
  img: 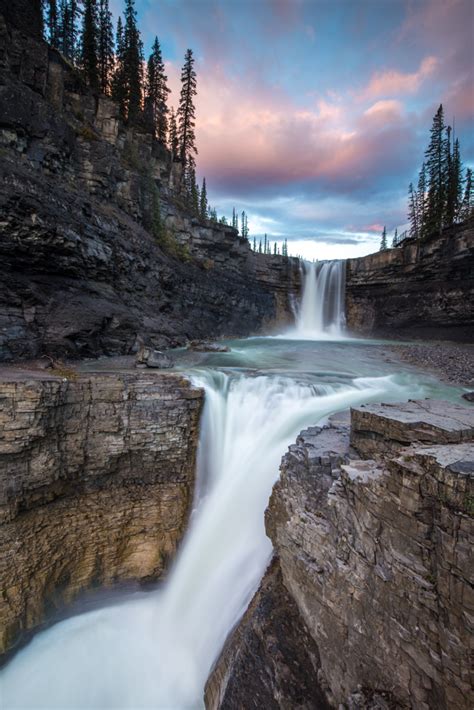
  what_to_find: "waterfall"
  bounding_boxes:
[0,366,418,709]
[294,260,346,338]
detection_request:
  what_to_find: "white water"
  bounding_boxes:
[0,366,423,709]
[291,260,346,339]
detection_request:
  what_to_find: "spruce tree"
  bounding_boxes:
[425,104,448,234]
[379,226,387,251]
[177,49,197,186]
[460,168,473,221]
[145,37,170,142]
[47,0,59,48]
[59,0,80,62]
[258,239,262,253]
[416,162,427,237]
[112,17,126,117]
[168,108,179,158]
[408,183,418,239]
[391,228,398,248]
[447,138,463,224]
[273,242,277,255]
[98,0,114,94]
[123,0,144,124]
[200,178,208,220]
[80,0,99,90]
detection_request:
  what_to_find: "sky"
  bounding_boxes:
[112,0,473,259]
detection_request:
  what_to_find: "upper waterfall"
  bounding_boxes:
[293,260,346,338]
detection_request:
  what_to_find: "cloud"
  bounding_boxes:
[361,56,438,99]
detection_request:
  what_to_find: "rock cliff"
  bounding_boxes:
[0,368,203,657]
[345,221,474,342]
[206,401,474,709]
[0,11,300,362]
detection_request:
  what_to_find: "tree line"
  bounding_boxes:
[380,103,473,251]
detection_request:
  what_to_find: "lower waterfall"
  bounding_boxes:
[0,358,430,709]
[293,260,346,338]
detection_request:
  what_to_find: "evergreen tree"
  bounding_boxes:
[282,238,288,257]
[199,178,208,221]
[123,0,144,124]
[416,162,427,237]
[144,37,170,142]
[258,239,262,253]
[111,16,126,117]
[241,211,249,238]
[253,237,256,251]
[425,104,448,234]
[47,0,59,48]
[168,108,179,158]
[263,233,267,254]
[273,242,277,255]
[460,168,473,221]
[379,226,387,251]
[58,0,81,61]
[408,182,418,239]
[391,228,398,248]
[178,49,197,186]
[97,0,114,94]
[447,138,463,224]
[80,0,99,89]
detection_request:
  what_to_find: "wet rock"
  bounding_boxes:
[210,400,474,710]
[0,370,203,657]
[188,341,230,353]
[462,391,474,402]
[136,346,174,369]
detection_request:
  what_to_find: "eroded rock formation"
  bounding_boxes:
[0,369,203,657]
[0,11,300,362]
[206,401,474,709]
[346,221,474,342]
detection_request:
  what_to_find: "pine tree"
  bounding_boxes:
[144,37,170,142]
[97,0,114,94]
[168,108,179,158]
[200,178,208,221]
[80,0,99,89]
[408,183,418,239]
[416,162,427,237]
[258,239,262,254]
[391,228,398,248]
[273,242,277,255]
[425,104,448,234]
[448,138,463,223]
[47,0,59,48]
[112,17,126,117]
[379,226,387,251]
[59,0,81,62]
[178,49,197,187]
[460,168,473,221]
[241,211,249,239]
[123,0,144,124]
[253,237,256,251]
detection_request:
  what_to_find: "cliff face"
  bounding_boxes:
[346,221,474,342]
[207,401,474,710]
[0,14,300,362]
[0,369,203,657]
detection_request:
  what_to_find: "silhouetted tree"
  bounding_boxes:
[47,0,59,47]
[98,0,114,94]
[200,178,208,220]
[391,228,398,248]
[144,37,170,141]
[80,0,99,89]
[178,49,197,187]
[122,0,144,124]
[111,16,126,117]
[460,168,473,221]
[416,162,427,237]
[425,104,448,234]
[379,226,387,251]
[58,0,81,61]
[446,137,463,225]
[168,108,179,158]
[408,183,418,239]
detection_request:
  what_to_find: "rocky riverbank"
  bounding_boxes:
[0,366,203,658]
[206,399,474,710]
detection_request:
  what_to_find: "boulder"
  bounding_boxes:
[136,346,174,369]
[188,340,230,353]
[462,391,474,402]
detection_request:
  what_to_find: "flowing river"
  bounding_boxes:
[0,262,463,709]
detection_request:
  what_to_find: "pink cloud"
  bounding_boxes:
[361,56,438,99]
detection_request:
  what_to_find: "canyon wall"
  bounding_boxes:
[0,12,300,362]
[206,401,474,709]
[346,220,474,342]
[0,369,203,657]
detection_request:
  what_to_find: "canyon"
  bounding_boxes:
[0,4,473,710]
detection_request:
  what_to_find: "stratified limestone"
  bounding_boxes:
[0,370,203,657]
[208,401,474,710]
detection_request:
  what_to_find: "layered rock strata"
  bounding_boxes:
[0,369,203,657]
[345,220,474,342]
[0,11,300,362]
[206,401,474,709]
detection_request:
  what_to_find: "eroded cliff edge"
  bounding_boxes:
[345,220,474,342]
[0,368,203,657]
[0,11,300,362]
[206,401,474,709]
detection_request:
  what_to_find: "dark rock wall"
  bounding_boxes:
[345,221,474,342]
[208,403,474,709]
[0,370,203,657]
[0,14,300,361]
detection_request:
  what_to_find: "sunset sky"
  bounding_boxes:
[113,0,473,259]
